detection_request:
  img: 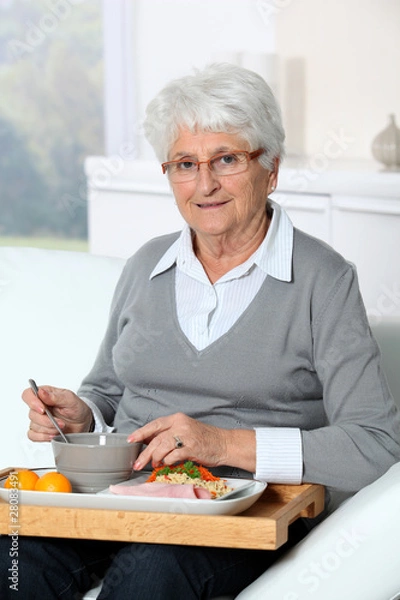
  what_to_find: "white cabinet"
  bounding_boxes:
[274,161,400,315]
[331,196,400,318]
[85,157,400,316]
[88,187,184,259]
[272,192,331,243]
[86,158,184,259]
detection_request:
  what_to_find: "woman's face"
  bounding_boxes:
[168,129,277,244]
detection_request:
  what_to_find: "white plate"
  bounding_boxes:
[0,469,266,516]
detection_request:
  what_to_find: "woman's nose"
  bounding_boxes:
[196,163,221,195]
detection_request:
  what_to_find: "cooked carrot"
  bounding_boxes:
[146,461,219,482]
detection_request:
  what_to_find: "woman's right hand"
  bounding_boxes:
[22,385,93,442]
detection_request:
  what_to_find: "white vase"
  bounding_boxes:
[371,114,400,170]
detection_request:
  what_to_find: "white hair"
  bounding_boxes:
[143,63,285,170]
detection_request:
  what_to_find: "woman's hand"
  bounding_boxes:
[22,385,93,442]
[127,412,256,473]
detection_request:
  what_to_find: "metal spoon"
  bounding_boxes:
[28,379,69,443]
[215,480,256,501]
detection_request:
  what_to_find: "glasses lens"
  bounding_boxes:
[210,152,248,175]
[166,161,197,182]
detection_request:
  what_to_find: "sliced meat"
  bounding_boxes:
[109,481,212,499]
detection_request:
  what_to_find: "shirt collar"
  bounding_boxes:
[149,200,293,282]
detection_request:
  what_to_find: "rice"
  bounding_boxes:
[147,461,234,498]
[153,472,233,498]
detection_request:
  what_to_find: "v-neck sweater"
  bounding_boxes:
[78,228,400,501]
[150,200,293,351]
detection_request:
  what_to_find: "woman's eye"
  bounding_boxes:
[219,153,238,165]
[177,161,196,170]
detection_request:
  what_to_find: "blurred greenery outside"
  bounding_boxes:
[0,234,88,251]
[0,0,104,251]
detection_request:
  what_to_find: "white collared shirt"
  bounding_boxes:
[151,201,293,351]
[149,201,303,484]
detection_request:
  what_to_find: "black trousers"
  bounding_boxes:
[0,520,308,599]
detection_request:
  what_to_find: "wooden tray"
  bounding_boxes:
[0,467,324,550]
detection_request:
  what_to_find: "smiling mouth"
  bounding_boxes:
[196,200,230,208]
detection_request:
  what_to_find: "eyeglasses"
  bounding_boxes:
[161,148,264,183]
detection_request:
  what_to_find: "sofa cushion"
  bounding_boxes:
[0,247,125,469]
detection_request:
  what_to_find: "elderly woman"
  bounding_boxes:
[1,63,400,600]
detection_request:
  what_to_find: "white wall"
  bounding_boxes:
[275,0,400,159]
[119,0,400,163]
[129,0,277,158]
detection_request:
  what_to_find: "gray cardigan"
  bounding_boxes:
[78,228,400,496]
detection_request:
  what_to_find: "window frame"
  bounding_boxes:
[102,0,137,156]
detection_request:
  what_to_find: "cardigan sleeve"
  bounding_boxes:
[301,263,400,491]
[76,262,131,426]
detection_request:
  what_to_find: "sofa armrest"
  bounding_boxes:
[0,247,125,470]
[236,462,400,600]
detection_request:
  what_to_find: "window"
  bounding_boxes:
[0,0,104,250]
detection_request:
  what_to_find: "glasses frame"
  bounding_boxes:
[161,148,265,180]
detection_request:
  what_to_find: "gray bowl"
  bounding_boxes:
[51,433,142,493]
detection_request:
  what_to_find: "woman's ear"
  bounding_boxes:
[268,156,280,193]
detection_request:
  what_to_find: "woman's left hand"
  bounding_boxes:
[128,412,256,473]
[128,412,229,471]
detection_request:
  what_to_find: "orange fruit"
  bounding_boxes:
[4,469,39,491]
[34,471,72,493]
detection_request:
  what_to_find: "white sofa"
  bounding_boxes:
[1,246,399,600]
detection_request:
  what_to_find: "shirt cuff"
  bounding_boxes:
[80,397,114,433]
[255,427,303,484]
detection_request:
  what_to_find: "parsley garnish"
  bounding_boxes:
[156,461,201,479]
